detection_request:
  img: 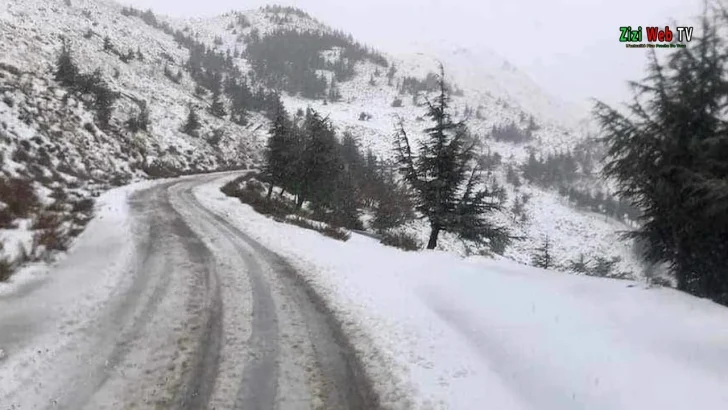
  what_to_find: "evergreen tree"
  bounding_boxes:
[359,149,382,208]
[297,109,342,209]
[103,36,114,52]
[330,167,363,229]
[210,89,226,118]
[567,253,591,274]
[87,71,116,129]
[55,39,78,87]
[182,105,201,136]
[531,237,553,269]
[591,256,620,277]
[328,78,342,102]
[126,100,150,132]
[394,66,511,250]
[339,132,364,179]
[372,163,415,231]
[594,8,728,304]
[263,101,293,198]
[387,64,396,86]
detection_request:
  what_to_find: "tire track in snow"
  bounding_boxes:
[172,179,281,410]
[176,175,378,410]
[57,181,224,410]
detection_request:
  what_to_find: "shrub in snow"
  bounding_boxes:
[391,97,403,108]
[567,253,591,274]
[0,206,14,229]
[321,226,351,241]
[221,177,296,220]
[531,237,553,269]
[0,177,40,220]
[245,179,266,194]
[182,106,202,137]
[379,230,421,251]
[31,211,70,252]
[0,257,13,282]
[71,198,95,215]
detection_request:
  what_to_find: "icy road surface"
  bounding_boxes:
[0,173,374,410]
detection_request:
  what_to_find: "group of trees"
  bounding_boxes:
[531,238,627,278]
[522,151,580,186]
[261,68,511,253]
[557,186,641,222]
[491,122,533,144]
[262,103,413,230]
[122,6,279,123]
[398,73,439,95]
[261,5,312,18]
[101,35,142,64]
[595,5,728,304]
[244,28,387,99]
[55,39,117,129]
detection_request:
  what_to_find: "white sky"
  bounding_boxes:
[120,0,702,107]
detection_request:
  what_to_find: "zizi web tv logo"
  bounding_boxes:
[619,26,694,48]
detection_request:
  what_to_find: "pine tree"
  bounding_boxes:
[210,89,226,118]
[387,64,396,86]
[567,253,591,274]
[328,78,342,102]
[394,65,511,250]
[103,36,113,52]
[592,256,620,277]
[331,167,363,229]
[182,105,201,136]
[264,101,293,198]
[594,8,728,304]
[297,109,342,210]
[55,39,78,87]
[339,132,364,179]
[531,237,553,269]
[372,163,415,231]
[126,100,150,132]
[93,78,116,129]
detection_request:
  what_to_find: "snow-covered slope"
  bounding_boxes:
[0,0,267,273]
[181,6,641,276]
[1,0,642,281]
[197,175,728,410]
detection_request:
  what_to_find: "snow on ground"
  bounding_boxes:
[197,175,728,410]
[0,177,174,408]
[0,178,159,296]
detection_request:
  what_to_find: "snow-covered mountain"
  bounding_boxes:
[0,0,644,280]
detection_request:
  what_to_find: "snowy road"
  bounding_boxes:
[0,173,374,410]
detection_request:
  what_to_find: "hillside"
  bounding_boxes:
[1,0,645,282]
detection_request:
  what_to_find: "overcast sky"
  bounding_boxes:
[120,0,702,107]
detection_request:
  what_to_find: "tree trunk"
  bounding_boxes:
[674,231,688,291]
[296,195,305,210]
[426,225,441,250]
[266,184,274,199]
[278,188,286,198]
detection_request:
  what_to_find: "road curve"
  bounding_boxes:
[0,173,376,410]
